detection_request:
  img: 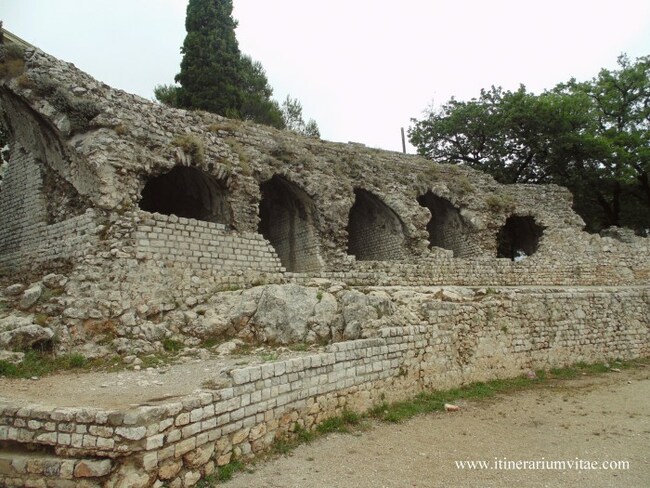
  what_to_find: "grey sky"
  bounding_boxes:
[2,0,650,151]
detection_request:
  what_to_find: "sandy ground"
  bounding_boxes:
[222,368,650,488]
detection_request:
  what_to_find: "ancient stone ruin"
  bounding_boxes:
[0,38,648,487]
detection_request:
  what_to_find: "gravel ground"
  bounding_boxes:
[221,367,650,488]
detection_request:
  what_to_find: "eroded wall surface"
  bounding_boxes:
[0,43,649,488]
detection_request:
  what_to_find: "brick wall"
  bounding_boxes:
[347,189,406,261]
[132,211,284,275]
[0,150,98,273]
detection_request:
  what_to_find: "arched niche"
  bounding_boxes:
[417,191,475,257]
[497,215,544,260]
[139,166,231,225]
[258,175,322,272]
[347,188,406,261]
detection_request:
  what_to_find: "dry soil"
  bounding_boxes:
[221,367,649,488]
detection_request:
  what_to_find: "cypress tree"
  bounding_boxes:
[175,0,243,117]
[159,0,312,132]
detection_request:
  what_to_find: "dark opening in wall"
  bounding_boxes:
[139,166,231,225]
[258,175,322,272]
[347,188,405,261]
[417,191,478,257]
[497,215,544,260]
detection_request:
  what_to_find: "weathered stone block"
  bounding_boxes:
[73,459,112,478]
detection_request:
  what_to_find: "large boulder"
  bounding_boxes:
[0,323,54,350]
[18,283,44,310]
[248,284,337,344]
[339,289,393,339]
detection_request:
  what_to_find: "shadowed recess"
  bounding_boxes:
[417,191,479,257]
[139,166,231,225]
[347,188,406,261]
[497,215,544,260]
[258,175,322,272]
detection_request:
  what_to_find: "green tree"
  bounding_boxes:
[174,0,242,116]
[239,55,284,128]
[573,54,650,230]
[409,55,650,233]
[281,95,320,137]
[155,0,285,128]
[153,83,181,108]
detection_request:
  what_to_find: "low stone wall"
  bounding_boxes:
[291,250,650,287]
[1,286,647,487]
[132,211,284,275]
[0,210,99,273]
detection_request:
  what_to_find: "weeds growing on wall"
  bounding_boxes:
[486,192,517,213]
[0,43,25,79]
[171,134,205,165]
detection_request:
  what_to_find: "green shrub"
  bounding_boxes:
[162,338,183,353]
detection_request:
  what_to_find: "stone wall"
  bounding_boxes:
[1,47,600,273]
[0,286,647,487]
[347,189,407,261]
[0,149,99,272]
[2,47,649,280]
[258,176,322,272]
[133,211,283,275]
[1,41,649,488]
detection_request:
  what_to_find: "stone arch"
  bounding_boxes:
[417,191,478,257]
[497,215,544,260]
[139,166,231,225]
[258,175,322,272]
[347,188,406,261]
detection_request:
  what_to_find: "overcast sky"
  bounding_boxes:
[3,0,650,152]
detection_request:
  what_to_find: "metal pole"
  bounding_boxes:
[401,127,406,154]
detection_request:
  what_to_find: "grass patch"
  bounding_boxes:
[0,351,89,378]
[316,409,362,434]
[34,313,50,326]
[215,460,245,482]
[200,337,221,349]
[486,193,517,213]
[162,338,184,353]
[0,43,25,79]
[288,343,309,352]
[294,423,315,443]
[231,343,255,357]
[368,359,647,424]
[370,376,541,423]
[225,137,252,175]
[271,437,293,455]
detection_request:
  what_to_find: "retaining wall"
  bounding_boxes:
[0,286,647,487]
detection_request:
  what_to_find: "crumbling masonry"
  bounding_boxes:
[0,41,648,487]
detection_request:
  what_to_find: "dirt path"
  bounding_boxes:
[222,368,650,488]
[0,348,311,409]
